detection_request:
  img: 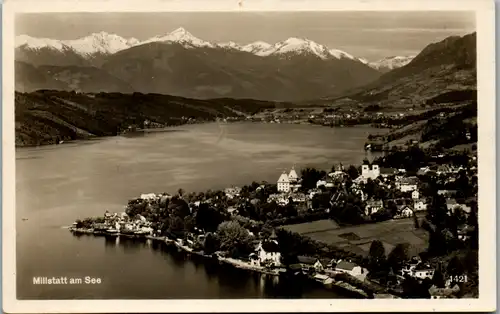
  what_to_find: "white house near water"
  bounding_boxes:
[250,240,281,267]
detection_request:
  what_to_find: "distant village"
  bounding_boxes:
[71,146,478,299]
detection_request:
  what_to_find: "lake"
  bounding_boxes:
[15,122,381,299]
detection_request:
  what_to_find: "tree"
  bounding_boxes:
[168,216,186,238]
[447,256,465,278]
[347,165,359,180]
[402,276,431,298]
[413,212,420,229]
[432,263,446,288]
[216,221,253,254]
[168,197,191,219]
[426,194,448,229]
[300,168,327,190]
[467,203,479,250]
[387,243,410,271]
[386,200,398,217]
[196,203,223,232]
[74,219,83,229]
[261,223,274,239]
[183,215,196,232]
[284,198,298,217]
[203,233,220,255]
[455,170,472,198]
[363,178,376,198]
[368,240,386,272]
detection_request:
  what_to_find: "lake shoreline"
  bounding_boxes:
[17,122,392,299]
[15,121,381,149]
[68,227,372,299]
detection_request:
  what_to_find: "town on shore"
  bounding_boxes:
[71,145,478,299]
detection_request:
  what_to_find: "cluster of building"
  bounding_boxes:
[247,233,368,284]
[289,256,367,281]
[247,106,419,128]
[352,160,474,221]
[76,210,154,235]
[72,150,476,299]
[265,155,476,225]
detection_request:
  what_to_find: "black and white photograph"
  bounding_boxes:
[3,0,496,312]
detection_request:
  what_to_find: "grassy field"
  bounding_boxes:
[282,219,341,234]
[281,215,429,258]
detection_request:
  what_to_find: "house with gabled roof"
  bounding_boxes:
[296,256,324,272]
[414,198,428,211]
[396,176,419,192]
[380,167,398,178]
[365,199,384,216]
[412,264,435,280]
[277,172,290,193]
[250,240,281,267]
[335,260,365,278]
[394,205,414,219]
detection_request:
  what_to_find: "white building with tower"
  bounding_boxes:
[277,167,301,193]
[361,161,380,180]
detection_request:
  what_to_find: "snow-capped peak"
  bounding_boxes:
[16,34,68,51]
[16,28,369,65]
[15,32,140,56]
[142,27,214,48]
[240,41,273,55]
[329,49,357,61]
[66,32,140,55]
[217,41,242,50]
[368,55,416,72]
[357,58,369,65]
[266,37,331,59]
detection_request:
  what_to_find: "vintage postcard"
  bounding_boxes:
[2,0,496,312]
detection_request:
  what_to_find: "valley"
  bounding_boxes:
[14,32,477,153]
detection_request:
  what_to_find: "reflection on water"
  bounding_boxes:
[93,234,290,297]
[94,233,285,297]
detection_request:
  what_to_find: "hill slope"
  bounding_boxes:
[335,32,476,108]
[15,90,279,146]
[99,41,380,101]
[15,61,70,92]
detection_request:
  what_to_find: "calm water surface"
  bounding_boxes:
[16,122,381,299]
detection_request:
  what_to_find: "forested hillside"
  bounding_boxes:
[15,90,279,146]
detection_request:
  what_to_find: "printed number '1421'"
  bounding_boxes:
[449,275,467,283]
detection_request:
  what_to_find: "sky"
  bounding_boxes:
[15,11,475,61]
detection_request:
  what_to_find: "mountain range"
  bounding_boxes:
[15,28,475,105]
[15,28,414,101]
[14,31,477,148]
